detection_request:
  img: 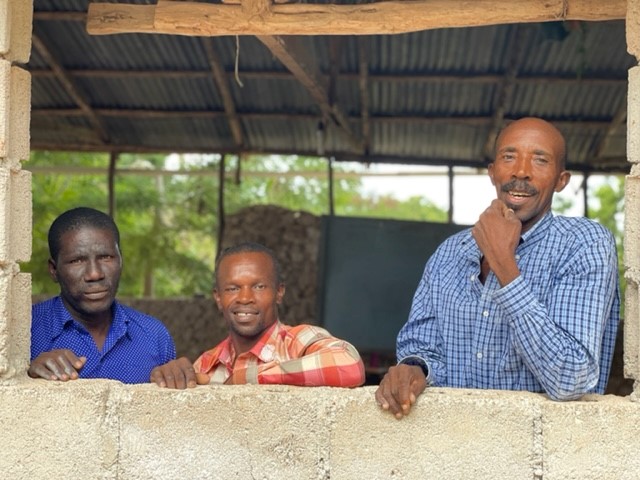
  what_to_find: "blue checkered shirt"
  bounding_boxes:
[31,296,176,384]
[397,212,620,400]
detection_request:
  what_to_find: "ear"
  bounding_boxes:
[48,258,59,283]
[212,289,222,310]
[275,283,285,305]
[488,163,496,186]
[554,170,571,193]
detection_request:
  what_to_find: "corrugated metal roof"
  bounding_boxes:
[27,4,633,173]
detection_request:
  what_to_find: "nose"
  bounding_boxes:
[514,156,532,180]
[84,259,105,281]
[236,286,254,304]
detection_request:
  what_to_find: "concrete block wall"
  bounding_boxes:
[3,0,640,479]
[0,0,31,383]
[626,7,640,382]
[2,380,640,480]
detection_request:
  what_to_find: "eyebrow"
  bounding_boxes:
[498,146,551,156]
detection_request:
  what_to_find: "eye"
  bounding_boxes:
[533,156,549,165]
[68,258,84,264]
[225,286,239,292]
[99,254,114,261]
[254,284,266,290]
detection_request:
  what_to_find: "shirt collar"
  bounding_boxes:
[519,210,553,246]
[216,320,283,368]
[50,295,126,338]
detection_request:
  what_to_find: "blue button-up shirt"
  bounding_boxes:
[31,296,176,384]
[397,212,620,400]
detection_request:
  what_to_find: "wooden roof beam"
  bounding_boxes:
[256,35,364,153]
[589,102,627,161]
[29,68,628,87]
[358,37,371,156]
[482,25,533,161]
[86,0,626,36]
[27,141,629,174]
[201,38,244,147]
[30,108,619,130]
[31,34,110,145]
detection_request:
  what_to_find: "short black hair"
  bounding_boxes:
[48,207,120,262]
[214,242,283,286]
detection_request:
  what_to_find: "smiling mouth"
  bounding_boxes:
[508,191,533,198]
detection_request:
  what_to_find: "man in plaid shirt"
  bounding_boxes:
[376,118,620,417]
[151,242,365,388]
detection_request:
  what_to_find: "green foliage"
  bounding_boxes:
[25,152,448,298]
[588,176,626,300]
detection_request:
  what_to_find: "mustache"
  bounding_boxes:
[501,180,538,196]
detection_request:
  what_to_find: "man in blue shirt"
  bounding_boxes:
[29,207,176,384]
[376,117,620,417]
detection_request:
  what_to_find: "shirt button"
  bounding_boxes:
[470,274,475,281]
[476,352,483,359]
[482,310,489,317]
[515,254,521,260]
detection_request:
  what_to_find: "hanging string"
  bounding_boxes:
[234,35,244,87]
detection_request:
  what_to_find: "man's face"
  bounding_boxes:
[488,118,571,233]
[49,227,122,325]
[213,251,285,353]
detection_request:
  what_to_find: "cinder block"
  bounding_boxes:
[0,0,9,58]
[0,167,31,263]
[623,279,639,379]
[0,59,9,159]
[0,64,30,163]
[0,0,32,63]
[0,168,8,260]
[0,379,119,478]
[624,175,640,270]
[542,396,640,479]
[628,0,640,61]
[0,264,29,379]
[10,168,30,262]
[629,68,640,164]
[119,384,333,480]
[331,387,542,479]
[9,271,30,372]
[8,66,30,163]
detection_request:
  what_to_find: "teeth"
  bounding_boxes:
[237,312,254,317]
[509,191,530,197]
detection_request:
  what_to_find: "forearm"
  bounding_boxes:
[495,272,616,400]
[397,319,446,387]
[255,341,365,387]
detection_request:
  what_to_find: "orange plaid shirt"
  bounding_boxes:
[193,321,365,387]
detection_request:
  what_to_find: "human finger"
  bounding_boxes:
[377,368,410,418]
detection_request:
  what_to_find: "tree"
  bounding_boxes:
[588,175,625,297]
[25,152,449,297]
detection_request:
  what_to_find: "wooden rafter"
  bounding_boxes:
[482,25,533,160]
[257,35,364,152]
[31,34,110,145]
[30,108,619,129]
[86,0,626,37]
[27,142,629,173]
[589,102,627,161]
[201,38,244,147]
[357,37,371,156]
[28,67,628,87]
